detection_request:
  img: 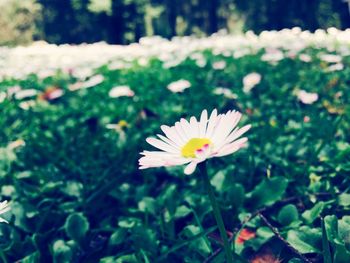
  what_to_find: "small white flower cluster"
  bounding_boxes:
[1,27,350,80]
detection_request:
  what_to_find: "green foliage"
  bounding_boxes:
[0,42,349,262]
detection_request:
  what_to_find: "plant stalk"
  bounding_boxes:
[199,162,233,263]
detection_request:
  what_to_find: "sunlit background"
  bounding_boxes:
[1,0,350,45]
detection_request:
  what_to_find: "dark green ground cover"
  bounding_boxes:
[0,48,349,262]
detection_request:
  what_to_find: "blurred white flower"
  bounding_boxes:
[213,87,237,99]
[299,54,311,62]
[69,75,104,91]
[297,90,318,104]
[82,75,104,89]
[326,63,344,72]
[167,79,191,93]
[14,89,38,100]
[320,54,342,63]
[212,60,226,70]
[8,139,25,150]
[261,48,284,63]
[19,100,36,110]
[195,59,207,68]
[139,109,251,175]
[109,85,135,98]
[109,61,129,70]
[0,201,10,223]
[243,72,261,93]
[68,82,84,91]
[7,86,21,97]
[40,87,64,101]
[138,57,149,67]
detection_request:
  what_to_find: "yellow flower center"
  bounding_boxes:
[181,138,211,158]
[118,120,128,128]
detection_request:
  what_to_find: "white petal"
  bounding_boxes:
[199,110,208,137]
[157,134,180,150]
[161,125,184,145]
[146,138,179,153]
[214,137,248,157]
[184,162,197,175]
[205,109,219,138]
[190,116,199,138]
[180,118,193,139]
[223,124,251,145]
[175,122,189,142]
[0,218,8,224]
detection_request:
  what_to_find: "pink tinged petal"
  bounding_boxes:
[199,109,208,137]
[212,111,242,144]
[161,125,184,145]
[222,124,251,146]
[0,218,8,223]
[139,156,191,167]
[175,122,189,142]
[205,109,219,138]
[157,134,180,150]
[213,137,248,157]
[0,206,10,214]
[146,137,179,153]
[139,151,178,157]
[195,149,205,159]
[180,118,193,139]
[189,116,199,138]
[184,162,197,175]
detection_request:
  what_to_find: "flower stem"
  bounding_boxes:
[199,162,233,263]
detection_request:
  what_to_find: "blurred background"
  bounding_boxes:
[1,0,350,46]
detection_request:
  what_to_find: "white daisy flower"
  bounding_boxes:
[212,60,226,70]
[297,90,318,104]
[167,79,191,93]
[0,201,10,223]
[14,89,38,100]
[109,85,135,98]
[319,54,342,64]
[243,72,261,93]
[139,109,251,175]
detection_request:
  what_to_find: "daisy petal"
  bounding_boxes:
[184,162,197,175]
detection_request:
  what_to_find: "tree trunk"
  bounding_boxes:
[110,0,125,44]
[166,0,177,37]
[333,0,350,29]
[208,0,219,34]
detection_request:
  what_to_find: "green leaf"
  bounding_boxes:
[338,216,350,251]
[244,226,274,251]
[302,202,324,224]
[109,228,128,247]
[246,177,288,208]
[182,225,211,256]
[286,226,322,253]
[277,204,299,226]
[138,197,156,215]
[227,184,245,209]
[211,171,225,192]
[334,244,350,263]
[52,240,72,263]
[64,213,89,243]
[324,215,341,245]
[174,205,191,219]
[20,252,40,263]
[321,218,333,263]
[338,194,350,207]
